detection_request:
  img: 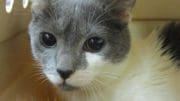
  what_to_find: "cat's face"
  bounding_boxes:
[29,0,135,91]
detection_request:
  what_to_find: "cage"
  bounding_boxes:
[0,0,179,100]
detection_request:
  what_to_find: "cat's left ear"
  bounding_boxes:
[103,0,136,23]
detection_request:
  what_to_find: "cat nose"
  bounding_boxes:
[57,69,73,80]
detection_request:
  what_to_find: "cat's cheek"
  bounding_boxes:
[85,53,105,69]
[66,70,95,87]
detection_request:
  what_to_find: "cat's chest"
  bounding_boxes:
[86,70,177,101]
[66,69,179,101]
[111,72,178,101]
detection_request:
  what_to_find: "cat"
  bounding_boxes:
[29,0,180,101]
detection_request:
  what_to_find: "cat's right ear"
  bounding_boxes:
[100,0,136,23]
[30,0,48,14]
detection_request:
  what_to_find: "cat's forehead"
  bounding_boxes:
[47,0,107,36]
[52,0,104,20]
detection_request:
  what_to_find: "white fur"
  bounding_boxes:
[44,57,63,85]
[46,73,62,85]
[66,70,95,87]
[64,53,103,87]
[85,53,104,68]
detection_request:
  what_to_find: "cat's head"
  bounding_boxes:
[29,0,135,91]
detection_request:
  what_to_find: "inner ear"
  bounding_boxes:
[111,9,132,24]
[104,0,136,23]
[31,0,52,21]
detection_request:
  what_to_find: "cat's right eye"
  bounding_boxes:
[40,32,57,48]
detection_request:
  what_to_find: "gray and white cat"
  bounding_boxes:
[29,0,180,101]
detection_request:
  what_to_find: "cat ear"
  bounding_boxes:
[102,0,136,23]
[30,0,49,14]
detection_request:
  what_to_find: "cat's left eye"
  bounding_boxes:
[83,37,105,53]
[40,32,57,48]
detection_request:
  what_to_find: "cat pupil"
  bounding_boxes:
[40,32,57,48]
[83,37,105,53]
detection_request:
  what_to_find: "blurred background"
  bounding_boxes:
[0,0,179,100]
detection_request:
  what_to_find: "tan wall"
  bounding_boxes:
[133,0,180,20]
[0,0,31,42]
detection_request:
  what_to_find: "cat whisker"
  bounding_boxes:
[94,82,105,101]
[99,74,120,80]
[100,72,120,76]
[92,80,106,101]
[29,70,46,82]
[93,78,105,86]
[37,77,48,85]
[84,86,90,101]
[78,70,121,80]
[89,82,98,101]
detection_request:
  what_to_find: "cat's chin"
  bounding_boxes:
[57,83,79,91]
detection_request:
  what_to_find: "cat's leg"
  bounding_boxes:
[159,22,180,65]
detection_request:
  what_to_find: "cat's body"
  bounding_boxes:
[29,0,180,101]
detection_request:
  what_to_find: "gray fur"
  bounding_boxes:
[29,0,135,85]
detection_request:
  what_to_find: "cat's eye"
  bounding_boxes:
[83,37,105,53]
[40,32,57,48]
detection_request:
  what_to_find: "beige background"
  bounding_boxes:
[133,0,180,20]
